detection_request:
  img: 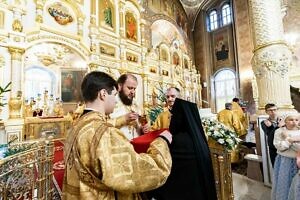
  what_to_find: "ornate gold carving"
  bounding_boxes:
[26,34,89,57]
[0,140,54,199]
[0,56,5,68]
[0,10,4,29]
[12,19,23,32]
[13,37,20,42]
[9,97,22,119]
[208,138,234,200]
[88,63,99,71]
[8,47,25,60]
[90,16,96,26]
[35,14,43,23]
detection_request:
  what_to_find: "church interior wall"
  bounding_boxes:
[193,0,300,113]
[283,0,300,87]
[194,1,240,112]
[0,0,201,142]
[232,0,255,114]
[193,11,211,109]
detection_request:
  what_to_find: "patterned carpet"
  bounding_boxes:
[53,140,65,199]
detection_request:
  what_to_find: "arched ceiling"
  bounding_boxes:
[178,0,206,26]
[179,0,203,7]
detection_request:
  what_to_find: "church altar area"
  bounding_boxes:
[0,0,202,145]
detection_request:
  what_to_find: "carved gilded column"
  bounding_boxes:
[8,47,25,119]
[119,1,125,37]
[141,73,148,108]
[11,7,24,32]
[77,17,84,36]
[34,0,45,23]
[249,0,294,111]
[89,14,99,62]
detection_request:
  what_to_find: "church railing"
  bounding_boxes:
[0,139,54,200]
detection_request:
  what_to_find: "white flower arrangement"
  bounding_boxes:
[202,118,242,150]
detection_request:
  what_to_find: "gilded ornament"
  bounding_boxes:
[13,37,20,42]
[90,43,96,53]
[90,16,96,25]
[35,14,43,23]
[0,56,5,68]
[9,95,22,119]
[8,47,25,60]
[88,63,99,71]
[12,19,23,32]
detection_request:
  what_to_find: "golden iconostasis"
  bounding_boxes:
[0,0,201,143]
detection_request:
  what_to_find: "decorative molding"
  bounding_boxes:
[12,19,23,32]
[26,34,90,58]
[252,44,292,77]
[253,40,288,53]
[8,47,25,60]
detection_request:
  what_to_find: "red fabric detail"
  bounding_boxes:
[130,129,168,153]
[53,140,65,191]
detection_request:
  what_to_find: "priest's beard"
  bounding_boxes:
[119,90,133,106]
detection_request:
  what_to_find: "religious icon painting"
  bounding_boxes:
[212,27,235,71]
[48,2,74,25]
[100,44,115,57]
[61,70,86,103]
[125,12,137,42]
[100,0,114,29]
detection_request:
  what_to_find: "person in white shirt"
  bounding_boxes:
[272,113,300,200]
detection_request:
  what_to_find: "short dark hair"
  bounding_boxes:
[232,98,239,102]
[117,73,137,85]
[225,102,232,109]
[265,103,276,111]
[81,71,117,102]
[168,87,180,93]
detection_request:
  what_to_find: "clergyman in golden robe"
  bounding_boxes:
[63,71,172,200]
[217,102,243,136]
[231,98,247,137]
[110,74,143,140]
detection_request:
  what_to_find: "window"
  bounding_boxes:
[25,66,56,101]
[209,10,218,31]
[214,69,236,112]
[222,4,232,26]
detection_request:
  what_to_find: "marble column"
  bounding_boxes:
[249,0,294,112]
[8,47,24,119]
[4,47,25,142]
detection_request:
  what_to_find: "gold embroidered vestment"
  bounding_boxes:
[63,111,171,200]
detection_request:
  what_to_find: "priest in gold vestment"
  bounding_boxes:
[151,87,180,131]
[231,98,247,137]
[217,102,244,136]
[63,71,172,200]
[110,74,144,140]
